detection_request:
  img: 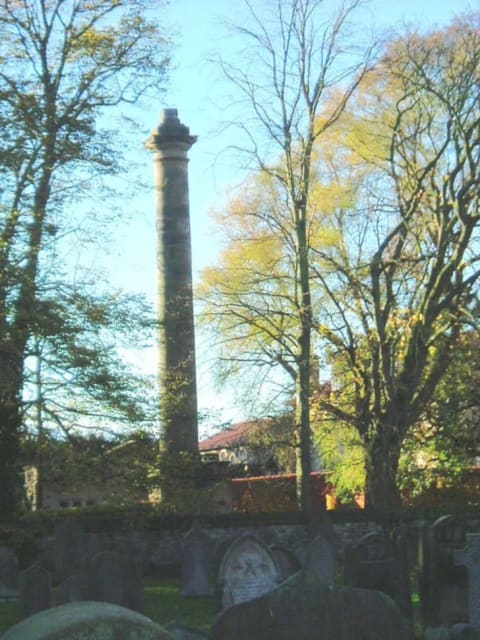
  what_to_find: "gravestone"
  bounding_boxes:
[180,524,214,597]
[418,515,469,628]
[84,532,105,559]
[309,509,340,551]
[218,534,280,609]
[0,547,19,600]
[344,531,412,620]
[293,537,311,568]
[1,601,175,640]
[19,565,52,616]
[54,519,86,584]
[211,570,414,640]
[269,545,300,582]
[89,550,144,612]
[55,572,90,605]
[305,534,337,583]
[165,622,209,640]
[455,534,480,628]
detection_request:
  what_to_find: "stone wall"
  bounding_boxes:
[25,510,480,579]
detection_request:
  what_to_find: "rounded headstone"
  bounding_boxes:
[218,534,280,609]
[1,601,174,640]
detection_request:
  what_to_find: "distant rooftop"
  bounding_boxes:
[199,419,272,451]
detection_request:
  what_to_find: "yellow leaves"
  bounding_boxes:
[427,344,437,360]
[384,308,425,357]
[311,77,393,177]
[309,179,353,216]
[386,309,424,331]
[70,25,116,60]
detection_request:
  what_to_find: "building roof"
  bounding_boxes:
[199,419,271,451]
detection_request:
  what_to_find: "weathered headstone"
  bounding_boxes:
[55,572,90,605]
[54,519,86,584]
[165,622,209,640]
[19,565,52,617]
[344,531,412,620]
[84,532,105,559]
[455,534,480,628]
[269,545,300,582]
[0,547,19,600]
[305,534,337,583]
[180,524,214,597]
[89,550,144,612]
[218,534,280,609]
[418,515,469,628]
[450,623,480,640]
[211,570,414,640]
[293,537,311,568]
[1,601,175,640]
[309,509,340,550]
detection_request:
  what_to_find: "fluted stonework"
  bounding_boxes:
[145,109,198,453]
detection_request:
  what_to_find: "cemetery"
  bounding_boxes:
[1,508,480,638]
[0,1,478,637]
[0,64,479,640]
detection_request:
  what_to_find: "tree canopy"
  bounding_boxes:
[199,10,480,508]
[200,0,375,518]
[0,0,170,516]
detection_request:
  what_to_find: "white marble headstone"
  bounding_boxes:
[218,535,280,609]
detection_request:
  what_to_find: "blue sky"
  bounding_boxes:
[108,0,477,434]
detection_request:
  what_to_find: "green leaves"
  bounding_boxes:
[200,9,480,507]
[0,0,170,514]
[23,283,158,438]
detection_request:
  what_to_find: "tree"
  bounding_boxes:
[21,429,157,509]
[202,11,480,509]
[0,0,170,516]
[397,330,480,501]
[22,278,158,508]
[311,13,480,507]
[200,0,375,519]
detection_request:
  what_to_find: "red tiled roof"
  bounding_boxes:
[199,419,270,451]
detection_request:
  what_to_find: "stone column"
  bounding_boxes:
[145,109,198,453]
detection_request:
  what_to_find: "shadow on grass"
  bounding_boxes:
[0,578,217,636]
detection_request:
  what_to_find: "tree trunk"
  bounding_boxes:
[364,425,403,509]
[295,363,313,519]
[0,350,23,518]
[294,202,314,521]
[0,161,52,516]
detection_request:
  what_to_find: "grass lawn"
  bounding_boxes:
[0,574,424,638]
[0,578,217,636]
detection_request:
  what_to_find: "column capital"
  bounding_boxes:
[145,108,197,154]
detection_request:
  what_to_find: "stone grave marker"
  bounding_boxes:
[1,601,175,640]
[309,509,340,551]
[165,622,209,640]
[211,570,414,640]
[269,545,300,582]
[0,547,19,600]
[180,524,214,597]
[218,534,280,609]
[115,533,147,575]
[418,514,469,628]
[89,549,144,612]
[54,519,86,584]
[344,531,412,620]
[455,533,480,628]
[19,565,52,616]
[55,571,90,605]
[84,532,105,559]
[292,537,311,568]
[305,534,337,583]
